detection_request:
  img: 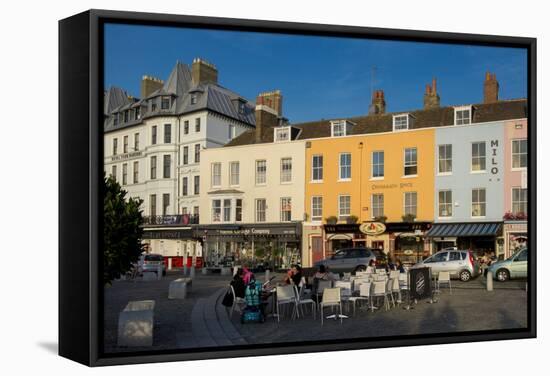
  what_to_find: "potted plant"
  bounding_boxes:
[346,215,359,224]
[374,215,387,223]
[325,216,338,224]
[402,213,416,223]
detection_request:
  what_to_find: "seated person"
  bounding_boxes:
[230,268,246,298]
[283,264,303,286]
[395,259,406,273]
[366,259,377,273]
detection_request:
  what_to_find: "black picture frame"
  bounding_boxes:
[59,9,537,367]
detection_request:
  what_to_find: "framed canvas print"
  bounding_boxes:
[59,9,536,366]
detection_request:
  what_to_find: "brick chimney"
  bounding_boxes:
[192,58,218,85]
[140,75,164,98]
[483,72,499,104]
[255,91,282,143]
[256,90,283,117]
[423,78,440,109]
[369,90,386,115]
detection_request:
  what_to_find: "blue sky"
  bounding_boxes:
[104,23,527,123]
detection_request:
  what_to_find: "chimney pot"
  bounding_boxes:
[483,71,499,104]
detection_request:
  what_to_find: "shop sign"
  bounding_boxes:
[359,222,386,236]
[111,151,142,161]
[142,229,193,239]
[206,226,298,236]
[403,249,414,256]
[409,267,432,300]
[324,224,359,233]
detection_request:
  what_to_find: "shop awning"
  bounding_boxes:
[426,222,502,238]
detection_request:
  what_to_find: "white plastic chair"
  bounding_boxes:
[348,282,371,316]
[437,271,452,294]
[314,279,332,306]
[229,285,247,319]
[343,272,351,281]
[371,280,389,311]
[276,285,298,322]
[320,288,342,326]
[293,285,316,319]
[334,280,352,312]
[389,270,400,279]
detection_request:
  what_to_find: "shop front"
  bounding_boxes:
[323,224,365,258]
[503,220,528,259]
[141,227,201,268]
[195,222,302,269]
[426,222,503,259]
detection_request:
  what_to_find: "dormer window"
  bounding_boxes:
[455,106,471,125]
[274,127,291,142]
[393,114,410,131]
[135,107,141,120]
[331,120,348,137]
[238,100,246,114]
[190,93,198,105]
[161,96,171,110]
[151,100,157,112]
[123,110,129,123]
[113,113,119,126]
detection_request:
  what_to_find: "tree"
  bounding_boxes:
[103,173,144,285]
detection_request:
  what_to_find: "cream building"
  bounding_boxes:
[198,97,306,267]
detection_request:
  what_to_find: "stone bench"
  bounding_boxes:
[117,300,155,347]
[168,278,193,299]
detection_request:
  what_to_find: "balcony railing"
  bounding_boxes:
[143,214,199,226]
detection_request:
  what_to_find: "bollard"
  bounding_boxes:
[157,265,163,280]
[168,258,172,271]
[183,264,188,276]
[265,269,270,282]
[486,271,493,291]
[190,266,195,279]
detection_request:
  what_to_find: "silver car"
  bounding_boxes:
[138,253,166,276]
[313,247,387,274]
[414,249,479,281]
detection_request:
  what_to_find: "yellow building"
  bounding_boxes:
[303,118,435,266]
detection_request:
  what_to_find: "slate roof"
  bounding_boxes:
[225,99,527,147]
[104,87,131,115]
[104,61,256,133]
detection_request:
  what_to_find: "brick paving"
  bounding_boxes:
[103,271,528,354]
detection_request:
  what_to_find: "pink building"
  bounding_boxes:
[502,118,528,258]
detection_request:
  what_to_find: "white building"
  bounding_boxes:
[198,96,306,268]
[103,59,256,261]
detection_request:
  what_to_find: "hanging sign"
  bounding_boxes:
[359,222,386,236]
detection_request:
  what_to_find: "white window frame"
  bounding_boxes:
[311,196,323,222]
[511,187,528,214]
[371,150,384,179]
[393,114,409,131]
[471,188,487,218]
[274,127,291,142]
[454,106,472,125]
[331,120,346,137]
[280,197,292,222]
[229,161,240,186]
[211,163,222,188]
[471,141,487,173]
[403,192,417,217]
[339,153,352,181]
[511,139,527,170]
[404,147,418,177]
[311,155,323,182]
[228,124,236,140]
[235,199,243,222]
[338,195,351,219]
[255,160,267,185]
[438,144,453,175]
[223,199,232,222]
[371,194,384,219]
[280,158,292,183]
[255,199,267,222]
[438,190,453,218]
[212,199,221,222]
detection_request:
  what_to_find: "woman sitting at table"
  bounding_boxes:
[283,264,303,286]
[395,259,406,273]
[386,257,397,272]
[366,259,376,273]
[230,268,246,298]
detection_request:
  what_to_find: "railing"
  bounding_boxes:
[143,214,199,226]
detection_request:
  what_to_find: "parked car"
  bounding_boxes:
[138,253,166,276]
[487,247,528,282]
[313,247,387,274]
[413,249,479,281]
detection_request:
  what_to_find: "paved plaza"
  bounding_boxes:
[104,271,528,353]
